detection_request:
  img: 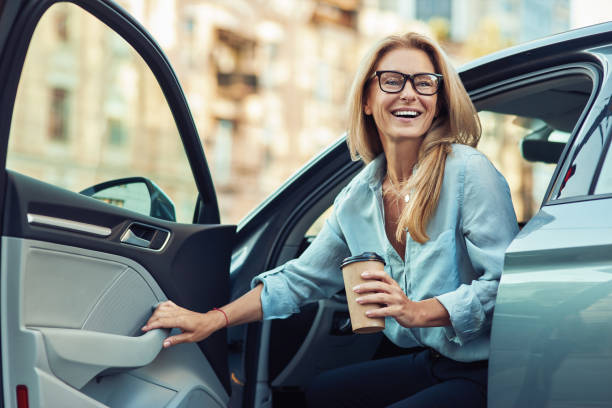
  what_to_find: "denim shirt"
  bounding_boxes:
[252,144,519,362]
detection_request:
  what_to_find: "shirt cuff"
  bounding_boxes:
[251,267,300,320]
[435,284,486,346]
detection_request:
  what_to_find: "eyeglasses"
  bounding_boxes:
[373,71,443,95]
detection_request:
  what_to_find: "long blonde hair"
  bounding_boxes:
[347,32,481,244]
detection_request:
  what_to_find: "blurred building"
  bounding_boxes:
[7,0,573,224]
[494,0,570,42]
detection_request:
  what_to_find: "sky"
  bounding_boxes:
[570,0,612,28]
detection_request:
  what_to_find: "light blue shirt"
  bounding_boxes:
[252,144,519,362]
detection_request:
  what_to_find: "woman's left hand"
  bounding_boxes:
[353,270,450,328]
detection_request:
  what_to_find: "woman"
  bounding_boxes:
[143,32,518,407]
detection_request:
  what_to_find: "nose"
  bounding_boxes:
[399,79,418,100]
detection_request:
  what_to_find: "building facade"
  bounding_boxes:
[7,0,571,224]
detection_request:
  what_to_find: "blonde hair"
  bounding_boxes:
[347,32,481,244]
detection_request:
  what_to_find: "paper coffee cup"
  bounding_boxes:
[340,252,386,334]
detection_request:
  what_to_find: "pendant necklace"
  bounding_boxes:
[386,175,410,203]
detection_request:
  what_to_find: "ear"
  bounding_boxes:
[363,93,373,115]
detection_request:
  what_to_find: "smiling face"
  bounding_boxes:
[364,47,439,146]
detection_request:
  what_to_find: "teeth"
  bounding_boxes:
[393,110,420,118]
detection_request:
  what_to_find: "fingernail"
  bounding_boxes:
[353,285,361,291]
[365,311,372,316]
[361,272,369,277]
[163,340,171,348]
[356,297,363,303]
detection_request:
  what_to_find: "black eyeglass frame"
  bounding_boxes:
[373,70,443,96]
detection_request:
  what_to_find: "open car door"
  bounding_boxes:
[0,1,234,407]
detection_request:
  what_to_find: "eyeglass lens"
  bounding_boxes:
[379,72,440,95]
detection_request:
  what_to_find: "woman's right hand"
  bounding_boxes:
[141,300,226,348]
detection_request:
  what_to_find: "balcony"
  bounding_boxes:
[216,72,258,99]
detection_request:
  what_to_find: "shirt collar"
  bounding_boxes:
[365,154,386,191]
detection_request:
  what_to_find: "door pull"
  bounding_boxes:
[120,228,151,247]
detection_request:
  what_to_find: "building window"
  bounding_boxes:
[380,0,398,11]
[416,0,451,21]
[49,88,69,142]
[213,29,258,99]
[56,11,69,42]
[107,118,127,145]
[183,15,195,34]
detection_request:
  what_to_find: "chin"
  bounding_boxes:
[392,132,426,141]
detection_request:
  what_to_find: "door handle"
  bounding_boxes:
[120,228,151,247]
[119,222,171,251]
[35,327,169,389]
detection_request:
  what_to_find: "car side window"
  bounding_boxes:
[594,123,612,194]
[305,206,333,237]
[548,71,608,201]
[474,71,595,209]
[550,122,608,200]
[7,3,198,223]
[478,112,565,223]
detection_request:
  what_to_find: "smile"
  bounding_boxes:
[392,110,421,118]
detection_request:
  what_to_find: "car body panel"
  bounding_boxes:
[486,29,612,408]
[490,198,612,407]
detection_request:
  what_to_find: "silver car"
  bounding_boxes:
[1,0,611,406]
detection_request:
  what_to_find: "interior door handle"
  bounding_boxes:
[120,228,151,248]
[119,222,170,251]
[35,327,169,389]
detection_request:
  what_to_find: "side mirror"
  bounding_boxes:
[520,126,567,164]
[80,177,176,222]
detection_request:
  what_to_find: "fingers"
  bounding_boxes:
[142,316,178,332]
[355,285,409,309]
[162,332,194,348]
[355,292,393,306]
[364,305,401,318]
[360,270,398,286]
[353,280,391,294]
[142,300,186,331]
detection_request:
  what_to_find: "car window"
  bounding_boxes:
[475,71,594,208]
[478,112,566,222]
[549,123,607,200]
[593,126,612,195]
[305,206,333,236]
[545,71,604,201]
[7,3,198,223]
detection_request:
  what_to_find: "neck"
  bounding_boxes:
[382,137,422,183]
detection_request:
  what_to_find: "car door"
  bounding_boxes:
[0,1,234,407]
[487,41,612,407]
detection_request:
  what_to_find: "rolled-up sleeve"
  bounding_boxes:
[251,188,352,320]
[436,153,519,345]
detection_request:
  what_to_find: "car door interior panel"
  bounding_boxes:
[1,171,234,407]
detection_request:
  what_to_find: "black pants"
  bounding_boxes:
[305,348,487,407]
